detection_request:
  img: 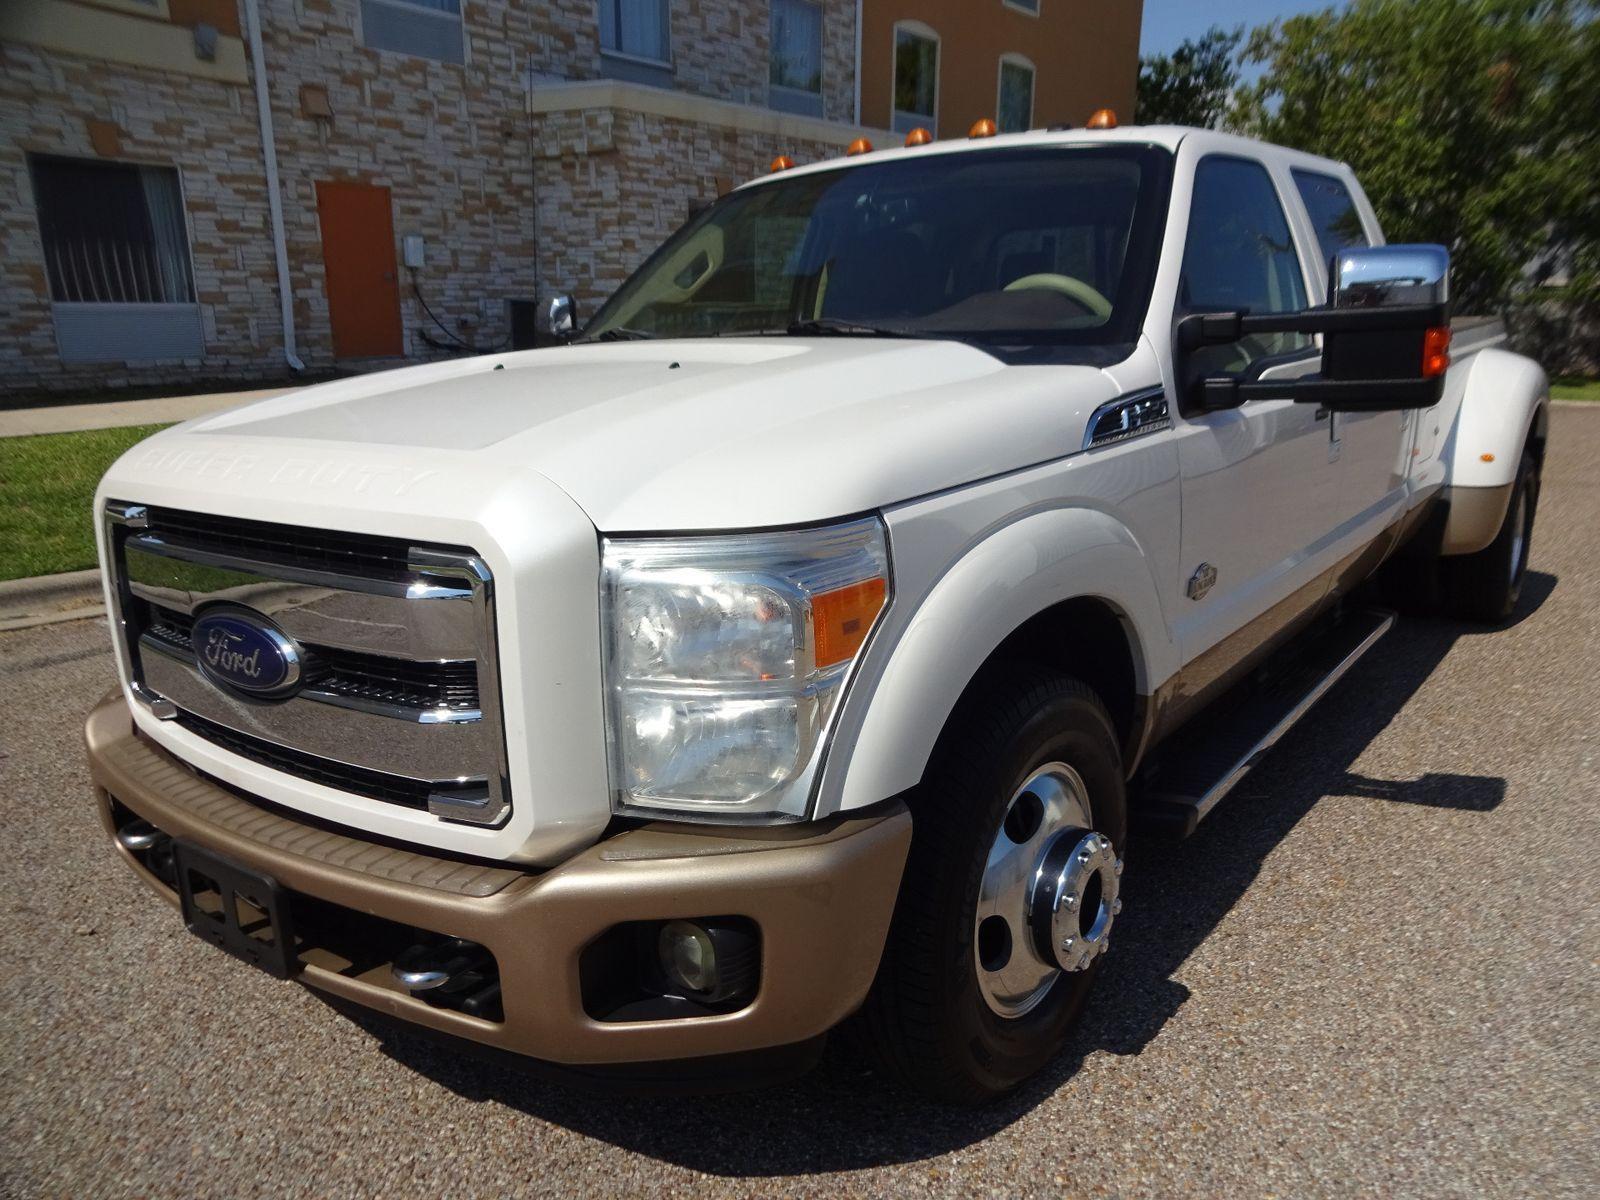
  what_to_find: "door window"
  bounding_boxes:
[1180,156,1311,374]
[1292,169,1371,271]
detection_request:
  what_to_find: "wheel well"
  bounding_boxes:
[1530,401,1549,471]
[984,597,1140,758]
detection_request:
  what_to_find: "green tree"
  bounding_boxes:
[1232,0,1600,317]
[1136,27,1243,129]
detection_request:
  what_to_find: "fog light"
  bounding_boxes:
[654,918,759,1005]
[658,920,719,994]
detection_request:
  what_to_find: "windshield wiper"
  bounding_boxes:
[785,317,915,339]
[586,326,656,342]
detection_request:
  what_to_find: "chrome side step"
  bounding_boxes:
[1137,609,1396,837]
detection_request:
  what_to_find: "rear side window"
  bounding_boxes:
[1292,169,1370,270]
[1180,156,1311,371]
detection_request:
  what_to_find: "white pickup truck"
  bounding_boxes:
[87,122,1548,1103]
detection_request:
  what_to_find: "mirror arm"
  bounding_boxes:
[1178,302,1449,351]
[1200,375,1445,412]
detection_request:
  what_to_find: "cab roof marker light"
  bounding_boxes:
[769,155,795,173]
[904,127,933,147]
[846,137,873,156]
[1087,108,1119,129]
[968,118,997,139]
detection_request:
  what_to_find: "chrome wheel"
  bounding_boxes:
[974,762,1123,1018]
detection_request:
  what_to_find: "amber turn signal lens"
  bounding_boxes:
[813,577,887,669]
[769,155,795,172]
[968,118,998,139]
[1087,108,1119,129]
[904,127,933,147]
[846,137,873,156]
[1422,325,1452,378]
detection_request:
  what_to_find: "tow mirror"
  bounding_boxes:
[546,293,577,341]
[1180,243,1452,414]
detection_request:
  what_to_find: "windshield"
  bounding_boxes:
[583,144,1172,355]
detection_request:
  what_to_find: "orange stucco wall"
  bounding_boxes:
[859,0,1142,138]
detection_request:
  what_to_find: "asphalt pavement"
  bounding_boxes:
[3,408,1597,1199]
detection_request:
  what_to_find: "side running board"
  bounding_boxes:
[1137,609,1396,837]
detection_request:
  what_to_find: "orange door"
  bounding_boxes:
[315,181,403,358]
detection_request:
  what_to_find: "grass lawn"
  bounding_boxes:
[1552,377,1600,401]
[0,424,172,582]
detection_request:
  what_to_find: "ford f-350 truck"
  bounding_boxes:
[86,122,1548,1103]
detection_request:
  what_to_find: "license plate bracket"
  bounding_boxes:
[173,841,300,980]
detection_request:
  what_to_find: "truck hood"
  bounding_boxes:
[184,339,1123,530]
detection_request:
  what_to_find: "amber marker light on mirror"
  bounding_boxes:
[769,155,795,172]
[904,127,933,147]
[846,137,873,156]
[1423,326,1452,378]
[812,577,888,669]
[1087,108,1119,129]
[968,118,998,139]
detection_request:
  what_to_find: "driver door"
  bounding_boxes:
[1168,155,1338,713]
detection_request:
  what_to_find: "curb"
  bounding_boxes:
[0,569,106,631]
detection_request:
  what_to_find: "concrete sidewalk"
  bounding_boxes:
[0,386,295,438]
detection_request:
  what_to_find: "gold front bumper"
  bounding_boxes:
[85,692,911,1066]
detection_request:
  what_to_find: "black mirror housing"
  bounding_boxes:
[1179,244,1453,414]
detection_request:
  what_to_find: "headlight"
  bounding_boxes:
[602,518,890,820]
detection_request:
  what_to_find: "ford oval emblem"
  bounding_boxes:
[191,607,303,699]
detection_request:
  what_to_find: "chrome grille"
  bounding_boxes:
[102,501,509,827]
[143,505,420,580]
[146,607,481,713]
[172,710,437,811]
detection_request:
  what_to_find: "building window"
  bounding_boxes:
[997,54,1035,133]
[28,154,203,362]
[600,0,671,64]
[770,0,823,116]
[892,21,939,135]
[360,0,465,65]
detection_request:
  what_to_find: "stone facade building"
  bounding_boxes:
[1,0,1138,395]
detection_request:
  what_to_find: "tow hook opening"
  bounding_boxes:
[391,937,503,1021]
[111,803,177,889]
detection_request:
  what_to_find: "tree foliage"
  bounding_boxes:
[1136,27,1243,129]
[1231,0,1600,317]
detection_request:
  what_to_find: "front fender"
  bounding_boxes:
[817,506,1176,816]
[1441,347,1548,554]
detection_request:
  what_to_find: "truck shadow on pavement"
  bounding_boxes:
[342,571,1554,1175]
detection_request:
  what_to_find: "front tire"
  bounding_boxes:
[859,667,1127,1104]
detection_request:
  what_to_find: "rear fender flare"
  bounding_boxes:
[1441,348,1548,554]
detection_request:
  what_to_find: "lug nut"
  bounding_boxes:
[1114,857,1125,876]
[1112,898,1123,915]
